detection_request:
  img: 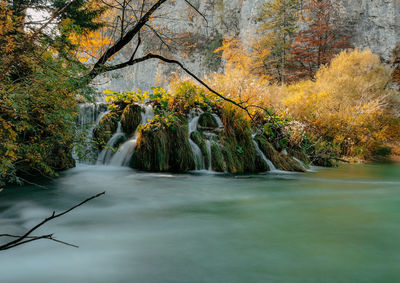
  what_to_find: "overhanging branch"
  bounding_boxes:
[88,0,168,79]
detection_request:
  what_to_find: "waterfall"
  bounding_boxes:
[108,105,154,167]
[78,102,107,127]
[252,140,277,171]
[96,122,124,165]
[188,114,205,170]
[74,102,108,164]
[212,114,224,129]
[292,157,308,171]
[189,139,204,170]
[109,133,139,166]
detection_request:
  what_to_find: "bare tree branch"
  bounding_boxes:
[183,0,208,24]
[89,0,168,79]
[0,191,105,251]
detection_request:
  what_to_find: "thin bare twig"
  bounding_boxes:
[0,191,105,251]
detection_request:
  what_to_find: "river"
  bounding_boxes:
[1,163,400,282]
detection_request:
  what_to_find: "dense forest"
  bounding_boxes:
[1,0,399,188]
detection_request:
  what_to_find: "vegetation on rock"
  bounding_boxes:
[121,104,142,135]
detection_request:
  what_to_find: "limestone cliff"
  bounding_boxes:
[94,0,400,91]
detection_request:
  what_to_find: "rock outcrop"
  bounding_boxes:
[94,0,400,92]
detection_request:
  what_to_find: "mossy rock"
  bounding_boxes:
[93,112,119,149]
[133,121,195,172]
[312,156,334,167]
[132,126,170,171]
[211,143,225,172]
[121,104,142,135]
[288,149,311,165]
[255,135,305,172]
[190,131,210,167]
[255,154,270,172]
[219,121,267,173]
[168,123,196,171]
[198,112,218,130]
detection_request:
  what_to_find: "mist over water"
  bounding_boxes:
[1,164,400,283]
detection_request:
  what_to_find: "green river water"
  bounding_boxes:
[1,163,400,282]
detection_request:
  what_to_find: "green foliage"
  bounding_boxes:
[198,112,219,128]
[171,80,217,112]
[92,112,119,149]
[0,0,105,187]
[0,50,82,187]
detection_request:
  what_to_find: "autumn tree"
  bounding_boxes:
[256,0,299,83]
[0,0,106,187]
[289,0,353,80]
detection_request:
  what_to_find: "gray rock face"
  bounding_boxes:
[94,0,399,92]
[335,0,400,62]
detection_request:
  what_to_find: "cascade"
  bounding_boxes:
[96,122,124,165]
[109,105,154,166]
[252,140,277,171]
[74,103,108,164]
[188,113,205,170]
[212,114,224,129]
[187,111,225,171]
[292,157,308,170]
[77,102,107,128]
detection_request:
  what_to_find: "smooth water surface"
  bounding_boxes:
[1,164,400,283]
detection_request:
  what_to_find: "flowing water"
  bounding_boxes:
[252,140,277,171]
[1,163,400,282]
[107,105,154,167]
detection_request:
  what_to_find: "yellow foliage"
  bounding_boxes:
[203,41,400,158]
[280,49,399,157]
[69,30,111,62]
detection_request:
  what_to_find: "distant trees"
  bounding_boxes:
[256,0,352,82]
[289,0,353,80]
[256,0,300,83]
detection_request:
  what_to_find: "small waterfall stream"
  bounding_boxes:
[187,112,225,172]
[75,103,108,163]
[78,102,107,127]
[96,122,124,165]
[188,114,205,170]
[293,157,308,170]
[252,140,277,172]
[108,105,154,167]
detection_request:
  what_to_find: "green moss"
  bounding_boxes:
[133,126,169,171]
[211,143,225,172]
[255,135,305,172]
[132,120,195,172]
[198,112,218,129]
[168,123,196,171]
[190,131,210,167]
[288,149,311,165]
[218,109,267,173]
[255,154,270,172]
[121,104,142,135]
[93,112,119,149]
